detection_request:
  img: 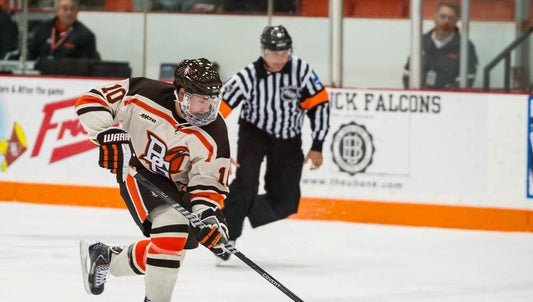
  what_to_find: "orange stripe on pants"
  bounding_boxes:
[125,174,147,221]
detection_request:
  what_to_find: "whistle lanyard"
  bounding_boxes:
[49,27,73,54]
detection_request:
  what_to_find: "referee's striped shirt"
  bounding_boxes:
[220,56,330,152]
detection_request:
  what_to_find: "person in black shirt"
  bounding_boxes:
[217,25,330,261]
[28,0,99,68]
[0,5,18,60]
[403,2,478,89]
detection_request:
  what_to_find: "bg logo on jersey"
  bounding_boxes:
[140,131,190,178]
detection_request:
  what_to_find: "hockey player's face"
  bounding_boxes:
[188,94,213,114]
[176,88,221,126]
[434,6,458,34]
[263,49,291,72]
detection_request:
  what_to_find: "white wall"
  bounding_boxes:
[77,12,520,89]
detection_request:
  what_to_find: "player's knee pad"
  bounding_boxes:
[149,205,189,255]
[149,237,186,255]
[150,204,189,229]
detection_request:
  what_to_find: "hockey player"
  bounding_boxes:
[76,58,230,302]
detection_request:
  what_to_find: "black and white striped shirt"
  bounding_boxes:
[220,56,330,151]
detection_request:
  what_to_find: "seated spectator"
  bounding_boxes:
[28,0,99,69]
[0,5,19,60]
[403,1,478,89]
[223,0,296,14]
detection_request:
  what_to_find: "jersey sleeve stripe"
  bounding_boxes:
[188,184,228,196]
[76,106,112,116]
[300,89,329,110]
[89,88,105,98]
[189,192,225,208]
[75,95,110,108]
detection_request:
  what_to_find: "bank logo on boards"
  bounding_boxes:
[331,122,374,176]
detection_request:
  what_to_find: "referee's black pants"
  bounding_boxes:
[223,121,304,241]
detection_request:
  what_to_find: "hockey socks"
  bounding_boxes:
[110,239,150,276]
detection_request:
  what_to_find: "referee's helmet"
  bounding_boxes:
[260,25,292,50]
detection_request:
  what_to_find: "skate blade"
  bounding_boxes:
[214,253,231,267]
[79,240,93,295]
[215,256,224,267]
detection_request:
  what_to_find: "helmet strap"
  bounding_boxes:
[173,88,180,101]
[173,89,186,120]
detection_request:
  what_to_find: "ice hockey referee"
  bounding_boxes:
[218,24,330,261]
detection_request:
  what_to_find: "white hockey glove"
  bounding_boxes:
[95,127,133,183]
[194,206,229,255]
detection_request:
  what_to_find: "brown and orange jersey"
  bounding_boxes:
[75,77,230,210]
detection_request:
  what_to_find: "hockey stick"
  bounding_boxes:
[132,170,305,302]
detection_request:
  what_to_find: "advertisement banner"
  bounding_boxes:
[0,77,530,211]
[0,76,117,186]
[300,89,526,208]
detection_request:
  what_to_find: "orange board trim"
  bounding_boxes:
[1,181,532,232]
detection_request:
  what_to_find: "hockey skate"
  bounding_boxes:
[79,240,113,295]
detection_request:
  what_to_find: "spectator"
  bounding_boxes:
[403,1,478,89]
[217,25,330,261]
[28,0,99,68]
[223,0,296,14]
[151,0,222,12]
[0,5,18,60]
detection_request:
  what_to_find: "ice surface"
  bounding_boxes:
[1,202,533,301]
